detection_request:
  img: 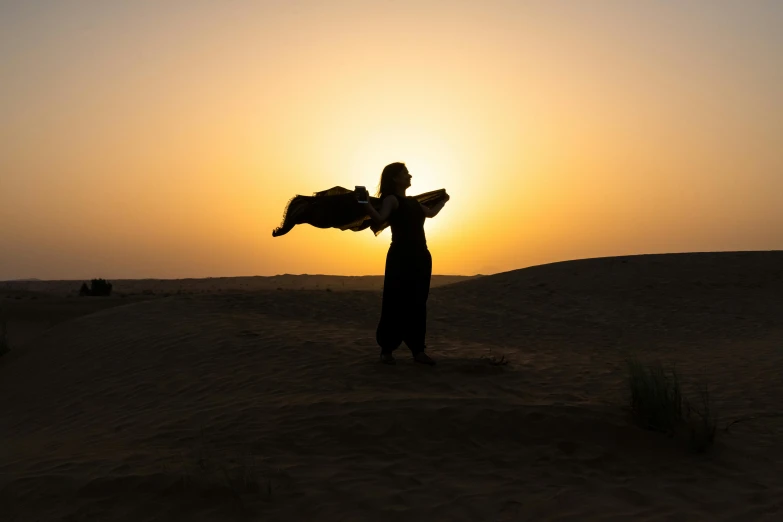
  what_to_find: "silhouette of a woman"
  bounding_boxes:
[359,162,449,365]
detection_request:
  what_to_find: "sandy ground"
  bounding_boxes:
[1,251,782,521]
[0,275,474,349]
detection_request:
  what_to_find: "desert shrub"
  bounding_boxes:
[627,359,717,452]
[79,279,113,296]
[90,278,113,296]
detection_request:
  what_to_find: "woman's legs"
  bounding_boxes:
[376,249,405,354]
[376,246,433,359]
[402,249,432,355]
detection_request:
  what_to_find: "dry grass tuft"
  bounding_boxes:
[627,359,717,453]
[480,347,509,366]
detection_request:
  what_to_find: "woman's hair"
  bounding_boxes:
[375,162,407,199]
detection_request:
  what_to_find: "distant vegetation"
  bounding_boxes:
[627,359,717,453]
[79,278,113,297]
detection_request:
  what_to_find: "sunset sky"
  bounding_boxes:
[2,0,782,280]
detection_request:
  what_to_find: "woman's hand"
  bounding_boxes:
[422,193,449,218]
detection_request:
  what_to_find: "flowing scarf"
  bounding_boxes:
[272,186,448,237]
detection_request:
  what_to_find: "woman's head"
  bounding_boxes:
[376,162,411,198]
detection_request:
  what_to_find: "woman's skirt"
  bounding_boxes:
[375,243,432,354]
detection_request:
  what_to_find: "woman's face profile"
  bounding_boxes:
[395,170,412,188]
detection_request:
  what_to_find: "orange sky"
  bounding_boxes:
[2,1,782,280]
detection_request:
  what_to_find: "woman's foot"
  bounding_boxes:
[380,353,396,365]
[413,352,436,366]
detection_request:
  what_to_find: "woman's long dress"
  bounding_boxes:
[375,194,432,355]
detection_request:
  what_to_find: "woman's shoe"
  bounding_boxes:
[380,353,396,365]
[413,352,436,366]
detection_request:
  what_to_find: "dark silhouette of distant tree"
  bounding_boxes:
[79,279,113,296]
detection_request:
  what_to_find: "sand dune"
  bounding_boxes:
[1,252,782,521]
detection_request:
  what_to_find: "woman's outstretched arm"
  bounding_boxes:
[421,194,450,218]
[362,195,398,225]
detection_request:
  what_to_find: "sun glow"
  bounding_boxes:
[329,122,472,243]
[2,2,782,280]
[336,125,459,196]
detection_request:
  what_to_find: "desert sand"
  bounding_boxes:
[1,252,782,521]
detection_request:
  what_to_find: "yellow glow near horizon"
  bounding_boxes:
[2,1,782,280]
